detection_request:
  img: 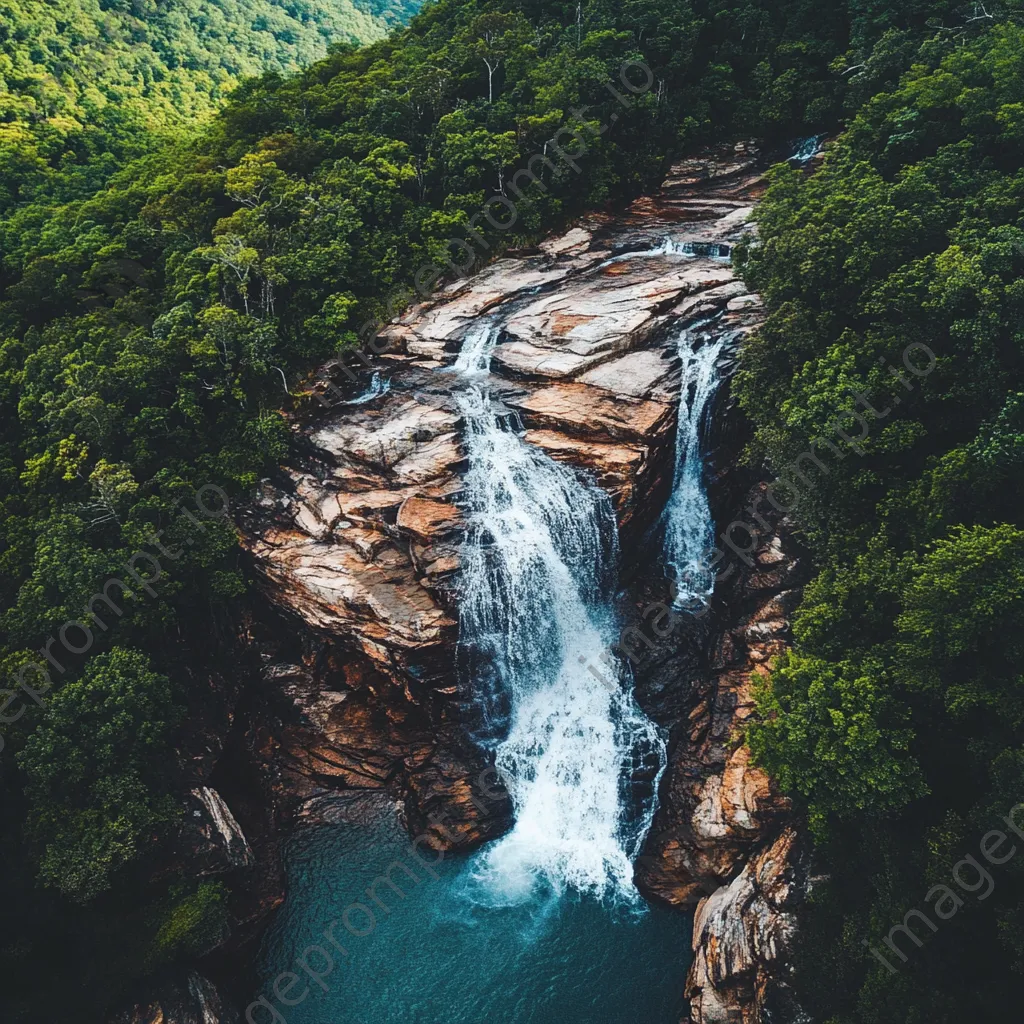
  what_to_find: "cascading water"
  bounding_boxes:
[453,320,501,376]
[596,237,731,270]
[451,326,665,904]
[254,316,695,1023]
[789,134,824,163]
[649,237,732,260]
[339,370,390,404]
[662,321,728,610]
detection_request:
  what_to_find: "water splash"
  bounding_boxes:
[453,321,501,376]
[663,322,728,610]
[788,134,824,164]
[455,386,665,903]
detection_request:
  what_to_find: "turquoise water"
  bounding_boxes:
[253,800,692,1024]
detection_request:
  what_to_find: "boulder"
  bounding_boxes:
[110,972,235,1024]
[182,787,254,876]
[686,828,808,1024]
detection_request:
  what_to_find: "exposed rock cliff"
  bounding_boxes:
[687,826,808,1024]
[219,142,806,1023]
[111,971,235,1024]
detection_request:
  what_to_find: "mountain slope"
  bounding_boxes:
[0,0,421,209]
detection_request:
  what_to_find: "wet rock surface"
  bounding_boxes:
[634,487,811,1024]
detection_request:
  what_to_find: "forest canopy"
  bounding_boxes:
[2,0,1023,1021]
[0,0,421,210]
[739,17,1024,1022]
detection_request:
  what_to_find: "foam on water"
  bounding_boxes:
[649,237,732,260]
[595,237,732,269]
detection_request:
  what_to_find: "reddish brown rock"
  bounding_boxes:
[508,381,673,443]
[636,478,808,1023]
[397,496,463,544]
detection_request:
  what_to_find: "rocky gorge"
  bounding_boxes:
[117,143,814,1024]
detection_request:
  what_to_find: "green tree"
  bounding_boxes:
[17,647,182,902]
[740,18,1024,1022]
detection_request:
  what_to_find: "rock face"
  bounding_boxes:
[184,787,255,876]
[636,488,810,1021]
[638,508,801,904]
[110,971,235,1024]
[233,141,804,1022]
[687,827,808,1024]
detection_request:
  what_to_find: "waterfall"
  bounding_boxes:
[340,370,390,404]
[649,238,732,261]
[596,238,732,270]
[662,322,728,610]
[450,326,665,904]
[788,134,824,163]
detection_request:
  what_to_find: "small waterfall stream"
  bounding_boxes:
[452,320,501,376]
[789,134,824,163]
[662,322,728,609]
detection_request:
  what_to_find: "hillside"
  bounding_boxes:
[0,0,421,209]
[740,18,1024,1022]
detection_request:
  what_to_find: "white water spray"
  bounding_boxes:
[450,326,665,903]
[663,323,728,609]
[789,134,824,163]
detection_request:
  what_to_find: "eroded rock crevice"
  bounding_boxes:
[635,482,810,1022]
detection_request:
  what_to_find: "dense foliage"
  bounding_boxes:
[3,0,1022,1019]
[0,0,851,1013]
[740,17,1024,1023]
[0,0,420,211]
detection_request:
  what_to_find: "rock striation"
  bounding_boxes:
[184,787,255,876]
[687,827,808,1024]
[111,971,235,1024]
